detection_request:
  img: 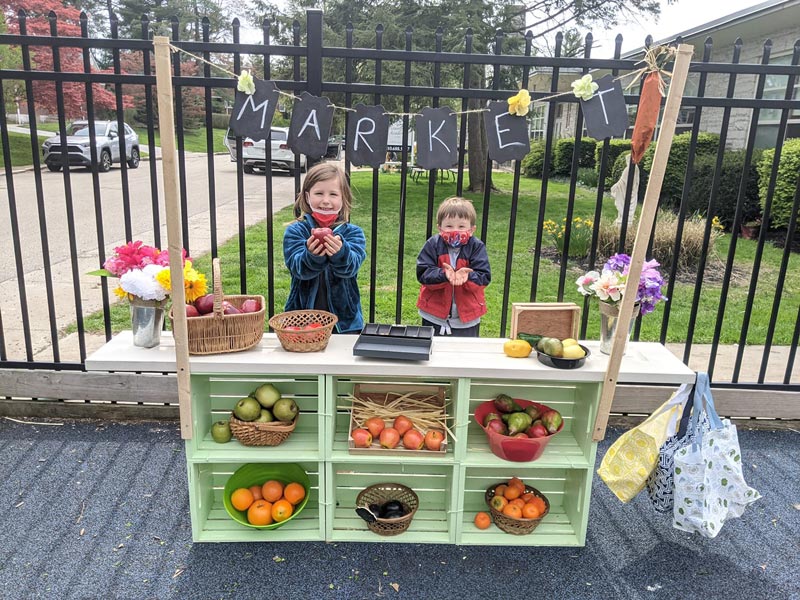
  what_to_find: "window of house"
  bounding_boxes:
[529,104,546,140]
[756,54,800,148]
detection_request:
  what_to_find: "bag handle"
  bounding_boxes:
[690,372,723,448]
[674,381,696,439]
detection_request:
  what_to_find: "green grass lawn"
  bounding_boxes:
[0,130,45,167]
[76,170,800,344]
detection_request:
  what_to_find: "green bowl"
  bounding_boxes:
[223,463,311,529]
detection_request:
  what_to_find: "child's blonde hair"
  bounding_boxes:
[294,163,352,223]
[437,196,477,227]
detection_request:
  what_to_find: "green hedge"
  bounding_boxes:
[521,140,549,178]
[758,138,800,229]
[688,150,762,229]
[212,113,231,130]
[595,139,632,189]
[552,137,597,176]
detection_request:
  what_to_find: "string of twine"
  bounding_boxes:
[167,42,677,118]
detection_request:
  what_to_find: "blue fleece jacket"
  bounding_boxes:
[283,214,366,333]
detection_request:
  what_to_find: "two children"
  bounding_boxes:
[283,165,489,338]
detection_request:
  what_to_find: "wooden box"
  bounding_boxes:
[510,302,581,341]
[348,383,448,456]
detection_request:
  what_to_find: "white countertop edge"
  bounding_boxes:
[85,331,696,385]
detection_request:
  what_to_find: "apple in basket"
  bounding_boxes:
[184,304,200,318]
[194,293,215,315]
[222,301,240,315]
[241,299,261,313]
[311,227,333,243]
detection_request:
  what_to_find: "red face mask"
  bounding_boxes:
[439,229,471,248]
[312,210,339,228]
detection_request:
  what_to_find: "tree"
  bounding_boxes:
[109,0,243,40]
[3,1,130,118]
[243,0,662,192]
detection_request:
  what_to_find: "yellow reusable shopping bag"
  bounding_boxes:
[597,383,691,503]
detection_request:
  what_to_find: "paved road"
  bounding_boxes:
[0,154,302,362]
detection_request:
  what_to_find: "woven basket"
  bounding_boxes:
[485,483,550,535]
[170,258,265,355]
[269,310,338,352]
[356,483,419,536]
[228,413,298,446]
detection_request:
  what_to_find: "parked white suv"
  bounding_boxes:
[41,120,140,173]
[223,127,306,176]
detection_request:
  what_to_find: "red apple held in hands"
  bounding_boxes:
[393,415,414,436]
[185,304,200,318]
[351,428,373,448]
[402,429,424,450]
[364,417,386,439]
[241,299,261,313]
[311,227,333,243]
[194,293,215,315]
[423,429,445,451]
[379,427,400,449]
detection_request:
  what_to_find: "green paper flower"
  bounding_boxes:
[237,69,256,95]
[571,74,599,101]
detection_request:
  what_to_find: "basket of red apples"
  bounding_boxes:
[269,310,338,352]
[170,258,265,355]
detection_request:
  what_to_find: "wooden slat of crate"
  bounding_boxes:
[510,302,580,341]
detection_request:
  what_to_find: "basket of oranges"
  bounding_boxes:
[269,310,338,352]
[484,477,549,535]
[223,463,310,529]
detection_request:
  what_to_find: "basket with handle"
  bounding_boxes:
[269,310,338,352]
[170,257,265,355]
[228,413,298,446]
[485,482,550,535]
[356,483,419,536]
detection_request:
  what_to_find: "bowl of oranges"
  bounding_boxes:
[223,463,310,529]
[484,477,549,535]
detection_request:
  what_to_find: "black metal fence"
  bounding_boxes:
[0,9,799,391]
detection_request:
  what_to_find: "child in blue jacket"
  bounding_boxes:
[416,197,491,336]
[283,164,366,333]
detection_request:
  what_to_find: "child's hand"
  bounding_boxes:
[307,236,327,256]
[323,235,343,256]
[453,268,471,286]
[442,263,456,284]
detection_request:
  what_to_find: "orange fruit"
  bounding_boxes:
[249,485,264,501]
[510,498,525,509]
[489,495,508,512]
[272,499,294,522]
[247,499,274,525]
[503,485,522,500]
[521,492,535,504]
[231,487,255,512]
[530,496,547,515]
[522,502,542,519]
[262,480,285,503]
[474,511,491,530]
[502,503,523,519]
[284,482,306,505]
[494,484,508,498]
[508,476,525,491]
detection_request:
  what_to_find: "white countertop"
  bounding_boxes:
[85,332,695,384]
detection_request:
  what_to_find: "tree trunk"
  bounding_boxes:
[466,65,491,193]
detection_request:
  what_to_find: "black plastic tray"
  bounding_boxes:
[352,323,434,361]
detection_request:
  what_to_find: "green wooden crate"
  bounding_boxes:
[186,460,325,542]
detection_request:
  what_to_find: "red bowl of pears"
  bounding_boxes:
[474,395,563,462]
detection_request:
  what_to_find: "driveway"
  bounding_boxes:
[0,154,303,362]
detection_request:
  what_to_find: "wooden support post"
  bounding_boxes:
[154,36,193,440]
[593,43,695,442]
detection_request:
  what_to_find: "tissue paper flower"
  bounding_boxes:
[576,253,667,315]
[571,74,599,101]
[237,69,256,95]
[119,264,169,301]
[507,89,531,116]
[154,260,208,303]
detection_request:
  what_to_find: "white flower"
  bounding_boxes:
[120,266,169,301]
[576,271,600,295]
[590,270,624,302]
[571,74,599,101]
[237,69,256,95]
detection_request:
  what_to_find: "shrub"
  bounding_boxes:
[211,113,230,130]
[552,137,597,176]
[687,150,762,230]
[577,167,599,188]
[595,139,632,188]
[543,216,594,259]
[596,209,723,275]
[758,139,800,229]
[521,140,549,178]
[641,131,720,210]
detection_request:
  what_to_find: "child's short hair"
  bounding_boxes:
[437,196,476,227]
[294,163,352,223]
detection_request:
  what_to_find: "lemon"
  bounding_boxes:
[503,339,532,358]
[561,338,579,348]
[562,344,586,359]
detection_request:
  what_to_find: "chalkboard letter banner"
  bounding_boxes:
[228,78,280,140]
[288,92,335,158]
[415,107,458,170]
[347,104,389,168]
[580,74,628,140]
[484,100,530,162]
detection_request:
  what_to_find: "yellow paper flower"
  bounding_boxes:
[507,89,531,116]
[184,269,208,303]
[237,69,256,95]
[113,285,127,299]
[571,74,599,101]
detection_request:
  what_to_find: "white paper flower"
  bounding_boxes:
[571,74,599,101]
[590,270,624,302]
[120,266,169,301]
[237,69,256,95]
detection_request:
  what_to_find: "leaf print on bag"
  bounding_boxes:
[721,478,728,486]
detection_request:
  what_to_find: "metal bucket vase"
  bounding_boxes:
[598,301,640,355]
[130,297,167,348]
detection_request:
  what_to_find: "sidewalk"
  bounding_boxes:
[0,418,797,599]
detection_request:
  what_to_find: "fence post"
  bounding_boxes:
[306,9,323,97]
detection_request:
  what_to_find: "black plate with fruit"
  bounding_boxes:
[536,341,591,369]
